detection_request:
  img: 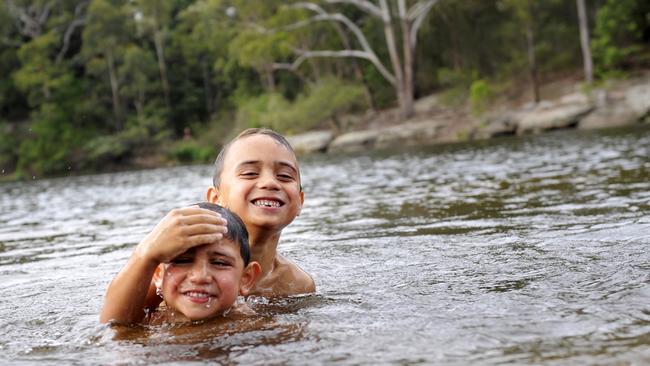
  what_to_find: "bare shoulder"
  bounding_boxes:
[276,255,316,295]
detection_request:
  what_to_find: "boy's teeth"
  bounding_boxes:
[254,199,280,207]
[185,291,209,298]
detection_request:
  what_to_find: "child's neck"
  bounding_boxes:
[248,229,281,279]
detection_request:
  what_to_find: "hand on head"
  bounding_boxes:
[135,206,228,265]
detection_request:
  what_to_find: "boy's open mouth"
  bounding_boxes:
[252,198,284,208]
[182,290,215,303]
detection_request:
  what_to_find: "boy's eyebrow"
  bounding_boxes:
[277,161,299,174]
[207,250,237,260]
[237,160,260,167]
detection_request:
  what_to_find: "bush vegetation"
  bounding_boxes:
[0,0,647,179]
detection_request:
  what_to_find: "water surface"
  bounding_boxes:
[1,126,649,365]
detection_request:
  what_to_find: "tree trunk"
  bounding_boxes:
[576,0,593,85]
[153,29,172,111]
[525,23,540,103]
[106,50,123,131]
[201,58,213,115]
[379,0,411,119]
[134,87,144,124]
[265,65,276,92]
[399,0,415,119]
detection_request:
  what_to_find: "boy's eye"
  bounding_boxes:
[171,257,192,264]
[277,173,295,181]
[211,260,232,267]
[240,172,258,177]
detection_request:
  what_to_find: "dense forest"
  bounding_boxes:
[1,0,649,179]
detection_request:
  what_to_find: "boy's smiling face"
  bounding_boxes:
[210,134,304,233]
[158,240,247,322]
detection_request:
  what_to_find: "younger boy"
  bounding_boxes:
[101,128,315,323]
[100,203,260,324]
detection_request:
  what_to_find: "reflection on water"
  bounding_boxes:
[1,126,649,365]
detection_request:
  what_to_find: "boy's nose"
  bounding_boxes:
[188,262,210,283]
[258,172,281,190]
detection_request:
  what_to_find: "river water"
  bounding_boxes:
[1,126,649,365]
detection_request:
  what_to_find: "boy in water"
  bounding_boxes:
[101,129,315,323]
[101,203,261,324]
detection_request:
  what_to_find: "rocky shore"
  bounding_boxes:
[287,74,650,154]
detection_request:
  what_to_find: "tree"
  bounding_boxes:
[82,0,132,131]
[228,0,294,93]
[592,0,650,75]
[176,0,240,117]
[272,0,439,119]
[576,0,593,84]
[119,44,158,122]
[133,0,174,112]
[500,0,540,103]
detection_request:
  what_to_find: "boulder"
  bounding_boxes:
[475,113,519,139]
[516,100,594,135]
[286,130,334,154]
[328,130,381,153]
[578,102,638,130]
[328,120,444,153]
[624,83,650,117]
[376,120,444,147]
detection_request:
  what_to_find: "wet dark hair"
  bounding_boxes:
[197,202,251,266]
[211,128,300,189]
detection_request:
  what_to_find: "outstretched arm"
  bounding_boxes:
[100,207,228,324]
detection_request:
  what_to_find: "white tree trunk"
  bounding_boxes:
[398,0,415,119]
[279,0,439,120]
[106,50,123,131]
[379,0,409,118]
[576,0,593,85]
[153,29,172,110]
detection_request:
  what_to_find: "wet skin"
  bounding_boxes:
[210,134,304,234]
[156,240,254,322]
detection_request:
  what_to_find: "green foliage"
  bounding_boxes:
[1,0,649,179]
[234,92,288,131]
[0,121,19,172]
[592,0,650,77]
[234,78,366,134]
[16,103,88,176]
[168,139,214,163]
[229,30,292,69]
[438,68,477,106]
[469,79,494,116]
[13,32,63,106]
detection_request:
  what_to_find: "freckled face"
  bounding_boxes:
[161,241,244,322]
[214,135,304,232]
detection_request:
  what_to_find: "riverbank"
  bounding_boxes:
[287,72,650,155]
[2,72,648,183]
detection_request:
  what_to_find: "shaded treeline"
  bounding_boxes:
[0,0,648,179]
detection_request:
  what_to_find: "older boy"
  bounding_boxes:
[101,129,315,323]
[207,128,315,297]
[101,203,261,324]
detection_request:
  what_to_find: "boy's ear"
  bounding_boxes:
[297,190,304,216]
[152,264,164,290]
[206,186,220,204]
[239,261,261,296]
